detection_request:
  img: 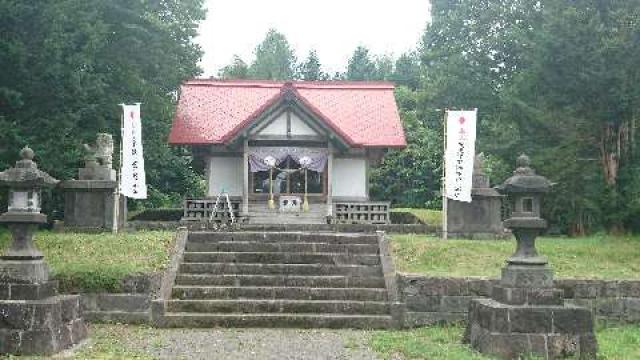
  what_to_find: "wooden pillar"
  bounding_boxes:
[327,143,334,218]
[242,138,249,216]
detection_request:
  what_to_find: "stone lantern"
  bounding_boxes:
[464,154,596,359]
[498,154,552,276]
[0,147,58,281]
[0,147,87,355]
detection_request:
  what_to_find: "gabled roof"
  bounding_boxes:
[168,79,407,148]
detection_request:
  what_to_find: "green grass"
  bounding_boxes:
[0,229,174,292]
[370,324,488,359]
[370,323,640,359]
[391,233,640,279]
[392,208,443,225]
[1,324,157,359]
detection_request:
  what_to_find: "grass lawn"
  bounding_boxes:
[0,229,175,292]
[392,208,443,225]
[370,323,640,359]
[391,233,640,279]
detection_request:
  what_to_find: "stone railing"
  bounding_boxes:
[333,201,390,225]
[182,198,241,222]
[397,274,640,327]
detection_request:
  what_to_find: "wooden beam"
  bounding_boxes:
[242,138,249,216]
[327,143,334,218]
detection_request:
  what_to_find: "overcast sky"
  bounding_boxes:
[197,0,431,77]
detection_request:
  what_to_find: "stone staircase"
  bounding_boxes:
[248,201,327,225]
[154,231,396,328]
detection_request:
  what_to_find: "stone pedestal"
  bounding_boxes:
[447,164,505,239]
[0,282,88,355]
[464,264,597,359]
[60,179,126,230]
[0,216,87,355]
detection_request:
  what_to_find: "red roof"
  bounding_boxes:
[168,80,407,148]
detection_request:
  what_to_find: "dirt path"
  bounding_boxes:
[62,325,381,360]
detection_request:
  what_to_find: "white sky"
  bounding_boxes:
[197,0,431,77]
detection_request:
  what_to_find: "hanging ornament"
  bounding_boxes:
[300,156,312,212]
[264,156,277,209]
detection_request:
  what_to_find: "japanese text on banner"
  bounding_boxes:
[445,110,477,202]
[121,104,147,199]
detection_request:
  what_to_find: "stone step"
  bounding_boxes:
[174,274,386,288]
[248,211,325,216]
[188,232,379,245]
[185,242,379,255]
[178,263,383,277]
[83,311,150,324]
[182,252,381,266]
[158,312,393,329]
[249,218,326,225]
[172,286,388,301]
[165,299,390,315]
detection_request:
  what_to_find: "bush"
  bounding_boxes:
[390,211,424,224]
[129,208,183,221]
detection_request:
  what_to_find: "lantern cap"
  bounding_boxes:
[497,154,552,194]
[0,147,59,189]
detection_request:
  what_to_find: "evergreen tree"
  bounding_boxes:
[393,52,420,89]
[218,55,249,79]
[298,50,325,81]
[0,0,207,211]
[249,29,297,80]
[346,46,377,80]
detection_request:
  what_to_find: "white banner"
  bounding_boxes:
[121,104,147,199]
[445,110,477,202]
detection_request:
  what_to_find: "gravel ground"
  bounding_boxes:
[122,327,380,360]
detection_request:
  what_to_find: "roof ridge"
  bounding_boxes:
[184,79,395,89]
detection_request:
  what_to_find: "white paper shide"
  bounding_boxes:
[445,110,477,203]
[120,104,147,199]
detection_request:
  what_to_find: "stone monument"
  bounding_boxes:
[464,154,596,359]
[446,153,504,239]
[60,133,126,230]
[0,147,87,355]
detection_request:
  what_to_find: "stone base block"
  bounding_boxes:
[0,295,88,355]
[465,298,596,359]
[78,167,116,181]
[0,260,50,284]
[0,281,58,300]
[492,285,564,306]
[501,265,554,288]
[60,180,126,230]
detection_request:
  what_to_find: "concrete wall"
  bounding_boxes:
[207,156,243,197]
[77,272,161,324]
[332,158,367,199]
[398,275,640,327]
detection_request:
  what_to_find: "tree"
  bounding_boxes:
[373,54,395,80]
[298,50,326,81]
[346,46,377,80]
[218,55,249,79]
[0,0,207,212]
[393,52,420,89]
[407,0,640,234]
[370,87,442,207]
[504,0,640,233]
[249,29,296,80]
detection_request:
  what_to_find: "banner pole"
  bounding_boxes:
[442,108,448,240]
[113,104,125,234]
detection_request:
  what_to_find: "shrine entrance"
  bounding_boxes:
[252,156,326,196]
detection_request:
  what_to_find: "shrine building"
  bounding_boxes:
[169,80,406,224]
